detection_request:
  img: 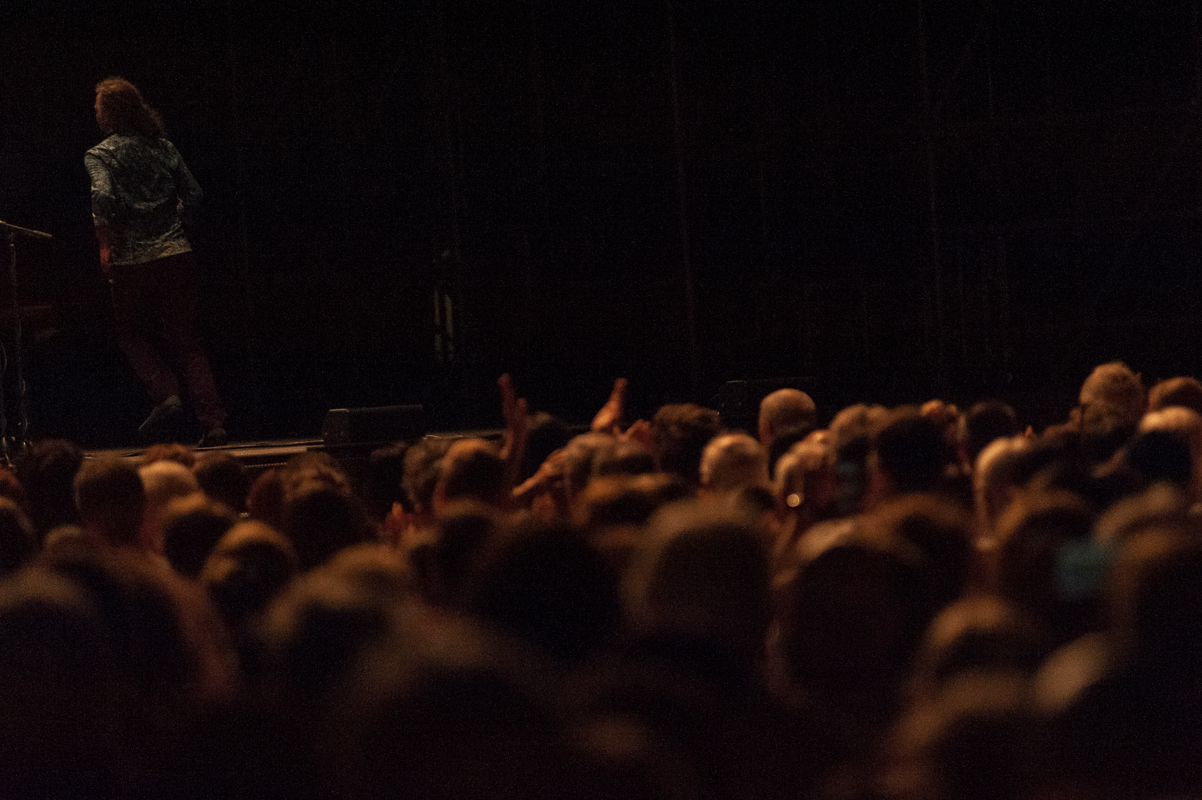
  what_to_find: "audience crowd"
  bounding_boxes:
[0,362,1199,799]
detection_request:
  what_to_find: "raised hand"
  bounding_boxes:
[591,377,628,435]
[498,373,529,497]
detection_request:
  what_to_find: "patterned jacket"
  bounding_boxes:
[85,133,202,265]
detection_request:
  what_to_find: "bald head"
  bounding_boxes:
[758,389,817,447]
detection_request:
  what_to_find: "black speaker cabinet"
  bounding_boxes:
[322,404,426,447]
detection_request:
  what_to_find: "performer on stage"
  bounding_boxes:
[86,77,228,446]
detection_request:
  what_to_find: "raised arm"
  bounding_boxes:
[497,373,529,498]
[591,377,627,435]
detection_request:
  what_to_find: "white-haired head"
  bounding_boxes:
[700,433,769,495]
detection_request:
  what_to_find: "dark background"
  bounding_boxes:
[2,0,1201,447]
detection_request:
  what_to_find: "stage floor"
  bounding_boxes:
[86,429,504,473]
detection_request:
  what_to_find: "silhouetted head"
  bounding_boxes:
[435,439,507,510]
[17,439,82,540]
[161,495,238,578]
[329,611,583,800]
[193,452,252,515]
[651,404,722,488]
[994,492,1099,644]
[959,401,1020,468]
[873,410,951,497]
[467,517,620,665]
[908,597,1049,703]
[593,438,657,480]
[200,520,300,636]
[520,412,572,483]
[74,457,145,548]
[282,482,375,571]
[626,501,771,676]
[362,443,409,524]
[777,527,928,697]
[1147,375,1202,416]
[882,674,1045,800]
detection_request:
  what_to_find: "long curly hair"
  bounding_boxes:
[94,77,166,139]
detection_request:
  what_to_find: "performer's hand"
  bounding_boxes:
[96,227,113,279]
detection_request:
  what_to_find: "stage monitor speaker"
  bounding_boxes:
[322,404,426,447]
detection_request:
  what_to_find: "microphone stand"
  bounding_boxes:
[0,220,52,467]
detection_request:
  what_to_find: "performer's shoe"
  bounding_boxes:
[198,426,228,448]
[138,395,183,441]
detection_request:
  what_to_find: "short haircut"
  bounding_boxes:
[430,501,499,608]
[1079,361,1145,426]
[995,491,1097,642]
[466,518,619,664]
[626,500,771,664]
[362,443,409,523]
[960,400,1020,465]
[775,439,837,512]
[17,439,83,539]
[1123,430,1192,490]
[874,410,949,494]
[139,461,200,512]
[1108,528,1202,677]
[974,436,1033,536]
[200,521,300,634]
[73,458,145,547]
[283,483,374,570]
[1138,405,1202,462]
[699,433,769,493]
[161,496,238,578]
[1147,375,1202,416]
[767,424,813,482]
[438,439,506,507]
[652,403,722,487]
[193,453,252,514]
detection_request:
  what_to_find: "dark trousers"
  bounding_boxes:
[110,251,227,429]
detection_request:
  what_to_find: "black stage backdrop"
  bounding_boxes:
[2,0,1201,446]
